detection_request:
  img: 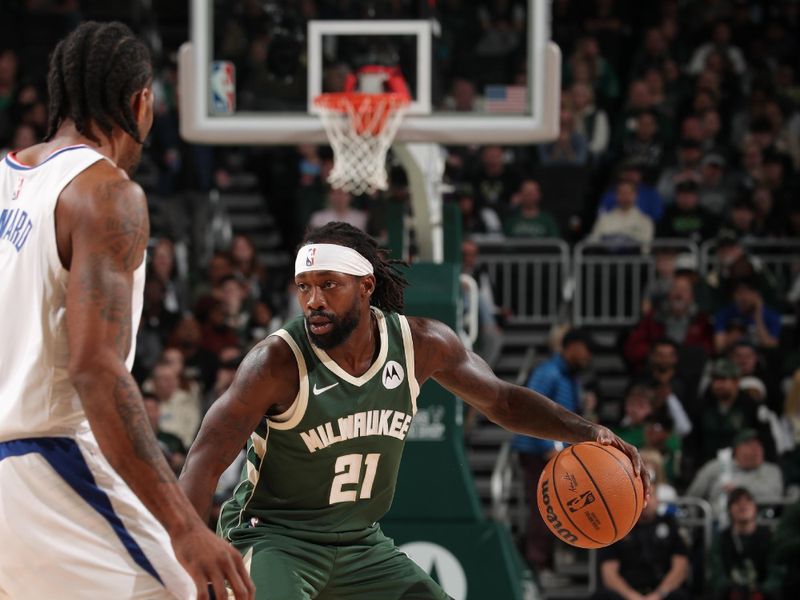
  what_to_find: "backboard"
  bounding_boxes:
[179,0,560,145]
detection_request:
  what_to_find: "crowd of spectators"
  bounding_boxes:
[1,1,800,598]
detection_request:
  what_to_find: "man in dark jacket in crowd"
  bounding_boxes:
[657,179,719,242]
[686,360,775,477]
[594,497,690,600]
[708,487,783,600]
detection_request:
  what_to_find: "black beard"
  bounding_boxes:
[306,302,361,350]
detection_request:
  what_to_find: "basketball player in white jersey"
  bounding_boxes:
[0,22,253,600]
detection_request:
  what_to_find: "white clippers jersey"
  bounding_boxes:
[0,145,145,441]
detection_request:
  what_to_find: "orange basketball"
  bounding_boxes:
[536,442,644,549]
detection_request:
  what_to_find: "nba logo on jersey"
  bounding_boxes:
[306,247,317,267]
[210,61,236,115]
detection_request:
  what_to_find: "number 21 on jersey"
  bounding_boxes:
[329,453,381,504]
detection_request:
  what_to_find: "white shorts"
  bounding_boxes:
[0,432,196,599]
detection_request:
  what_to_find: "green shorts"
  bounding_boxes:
[228,524,451,600]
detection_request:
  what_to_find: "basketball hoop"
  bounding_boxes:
[314,91,410,195]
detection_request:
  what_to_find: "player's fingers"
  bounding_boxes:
[622,442,649,498]
[636,454,652,499]
[225,550,255,600]
[226,567,254,599]
[643,471,652,507]
[595,427,613,444]
[208,570,227,600]
[630,448,642,477]
[230,549,256,599]
[191,574,210,600]
[616,439,640,475]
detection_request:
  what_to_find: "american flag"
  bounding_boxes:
[484,85,527,114]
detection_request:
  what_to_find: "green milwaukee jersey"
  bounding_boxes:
[219,307,419,539]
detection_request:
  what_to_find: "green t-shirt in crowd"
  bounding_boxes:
[503,211,560,238]
[615,424,682,483]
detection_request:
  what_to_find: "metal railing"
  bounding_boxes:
[572,239,698,327]
[700,239,800,301]
[756,495,799,529]
[474,238,571,326]
[490,441,525,529]
[459,274,480,347]
[473,237,799,329]
[673,496,714,556]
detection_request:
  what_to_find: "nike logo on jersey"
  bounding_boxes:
[313,382,340,395]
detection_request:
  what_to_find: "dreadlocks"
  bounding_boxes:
[45,21,152,144]
[301,222,409,314]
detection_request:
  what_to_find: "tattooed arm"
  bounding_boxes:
[63,171,187,522]
[60,164,253,600]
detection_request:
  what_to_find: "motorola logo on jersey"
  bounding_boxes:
[382,360,404,390]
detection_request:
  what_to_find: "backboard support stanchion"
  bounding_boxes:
[392,142,446,263]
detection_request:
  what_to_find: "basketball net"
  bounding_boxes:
[314,66,411,195]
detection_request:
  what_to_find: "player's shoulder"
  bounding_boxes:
[59,159,147,233]
[404,316,469,381]
[254,332,297,359]
[239,332,299,383]
[66,159,144,208]
[226,332,301,405]
[57,159,149,270]
[405,315,460,348]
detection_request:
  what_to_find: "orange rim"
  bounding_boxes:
[314,92,410,113]
[314,92,410,136]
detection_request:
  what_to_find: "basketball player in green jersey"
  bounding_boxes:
[180,222,649,599]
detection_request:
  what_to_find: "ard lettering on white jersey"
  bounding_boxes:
[0,145,145,441]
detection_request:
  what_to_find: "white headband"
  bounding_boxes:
[295,243,374,277]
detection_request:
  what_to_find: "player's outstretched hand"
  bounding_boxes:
[172,522,256,600]
[593,425,652,505]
